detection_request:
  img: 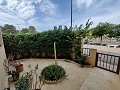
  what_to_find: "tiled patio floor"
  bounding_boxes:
[10,59,120,90]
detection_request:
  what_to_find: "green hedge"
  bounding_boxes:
[3,29,75,59]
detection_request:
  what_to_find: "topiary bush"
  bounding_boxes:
[41,64,66,81]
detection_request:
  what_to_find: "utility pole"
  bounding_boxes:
[70,0,72,30]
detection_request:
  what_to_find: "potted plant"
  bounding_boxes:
[30,64,45,90]
[14,72,32,90]
[16,62,24,72]
[14,64,45,90]
[8,71,20,81]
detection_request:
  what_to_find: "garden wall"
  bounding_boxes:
[0,30,7,90]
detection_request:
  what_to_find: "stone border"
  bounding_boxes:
[44,76,65,84]
[64,59,92,68]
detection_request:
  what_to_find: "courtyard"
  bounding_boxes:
[10,59,120,90]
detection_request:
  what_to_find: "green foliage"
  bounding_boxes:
[75,55,90,67]
[15,64,45,90]
[20,28,29,34]
[28,26,37,33]
[14,73,32,90]
[75,18,93,38]
[19,26,37,34]
[3,29,75,59]
[115,24,120,37]
[1,24,17,34]
[92,22,115,42]
[74,38,90,67]
[8,71,20,81]
[42,64,66,81]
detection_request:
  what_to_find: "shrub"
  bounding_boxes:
[74,37,90,67]
[42,64,66,81]
[3,29,74,59]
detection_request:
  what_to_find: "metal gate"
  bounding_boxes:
[95,53,120,74]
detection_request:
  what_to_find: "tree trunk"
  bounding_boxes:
[100,35,102,44]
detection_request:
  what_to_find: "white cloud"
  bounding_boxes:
[16,1,36,19]
[0,11,26,29]
[0,0,58,31]
[91,12,120,27]
[27,18,41,30]
[76,0,94,8]
[39,0,57,15]
[0,0,39,19]
[33,0,42,4]
[0,0,57,19]
[0,0,4,4]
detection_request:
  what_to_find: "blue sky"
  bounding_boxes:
[0,0,120,32]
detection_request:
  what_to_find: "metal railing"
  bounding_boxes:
[81,48,90,56]
[96,53,120,74]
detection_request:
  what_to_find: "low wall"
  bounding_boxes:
[119,69,120,79]
[86,49,97,67]
[0,30,7,90]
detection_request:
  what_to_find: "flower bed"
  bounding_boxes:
[41,64,66,84]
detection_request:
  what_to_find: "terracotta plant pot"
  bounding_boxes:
[57,53,61,57]
[42,52,45,57]
[36,53,40,57]
[16,54,22,59]
[51,53,54,58]
[16,64,23,72]
[23,52,29,58]
[47,53,51,57]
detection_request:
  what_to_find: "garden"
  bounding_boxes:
[3,29,90,90]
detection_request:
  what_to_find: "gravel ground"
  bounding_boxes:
[10,59,120,90]
[10,59,92,90]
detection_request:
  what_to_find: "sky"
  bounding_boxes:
[0,0,120,32]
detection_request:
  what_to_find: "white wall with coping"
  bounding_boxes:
[0,29,7,90]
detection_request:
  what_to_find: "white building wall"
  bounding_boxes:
[0,29,7,90]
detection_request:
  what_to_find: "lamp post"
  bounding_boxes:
[70,0,72,30]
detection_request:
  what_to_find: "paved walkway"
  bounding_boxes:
[10,59,120,90]
[80,68,120,90]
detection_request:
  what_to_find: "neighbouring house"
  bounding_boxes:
[0,29,7,90]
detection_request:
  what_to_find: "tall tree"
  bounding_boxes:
[115,24,120,37]
[92,22,110,42]
[107,24,116,38]
[28,26,37,33]
[1,24,16,34]
[20,28,29,34]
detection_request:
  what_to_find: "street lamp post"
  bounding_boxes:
[70,0,72,30]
